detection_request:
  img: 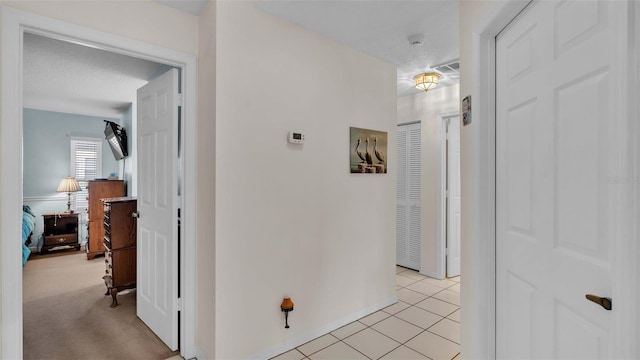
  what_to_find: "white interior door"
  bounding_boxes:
[396,122,421,270]
[496,1,630,358]
[446,116,461,277]
[137,68,179,350]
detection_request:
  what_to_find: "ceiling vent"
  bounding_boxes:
[434,60,460,78]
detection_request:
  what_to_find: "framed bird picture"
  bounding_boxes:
[349,127,388,174]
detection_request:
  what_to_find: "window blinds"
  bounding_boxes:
[70,138,102,211]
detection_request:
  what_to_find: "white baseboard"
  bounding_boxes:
[248,296,398,360]
[420,268,442,279]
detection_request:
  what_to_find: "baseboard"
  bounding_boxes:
[248,296,397,360]
[187,345,206,360]
[419,268,442,279]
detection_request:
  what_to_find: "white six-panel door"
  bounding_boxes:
[496,1,630,358]
[397,122,421,270]
[137,68,179,350]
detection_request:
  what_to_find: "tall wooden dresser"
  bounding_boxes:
[86,180,125,260]
[102,197,137,307]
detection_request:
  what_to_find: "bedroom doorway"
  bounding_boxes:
[1,7,197,359]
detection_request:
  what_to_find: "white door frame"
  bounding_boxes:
[0,7,198,359]
[436,112,459,280]
[465,0,639,358]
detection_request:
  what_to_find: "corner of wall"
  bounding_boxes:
[195,0,217,358]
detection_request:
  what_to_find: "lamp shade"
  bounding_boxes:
[57,177,81,193]
[281,297,294,311]
[414,72,440,92]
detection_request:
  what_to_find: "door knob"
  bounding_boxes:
[585,294,612,310]
[132,211,140,218]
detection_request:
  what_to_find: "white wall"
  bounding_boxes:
[458,1,509,359]
[3,0,197,55]
[196,1,216,359]
[121,103,137,196]
[397,84,459,277]
[215,1,397,358]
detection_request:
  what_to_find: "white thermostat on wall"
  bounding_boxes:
[288,131,305,144]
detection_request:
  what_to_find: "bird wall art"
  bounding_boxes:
[350,127,388,174]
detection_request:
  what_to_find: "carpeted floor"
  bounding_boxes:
[23,251,178,360]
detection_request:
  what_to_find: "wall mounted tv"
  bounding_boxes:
[104,120,128,160]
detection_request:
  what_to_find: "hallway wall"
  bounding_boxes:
[215,1,397,358]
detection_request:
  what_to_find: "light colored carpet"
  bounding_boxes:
[23,252,178,360]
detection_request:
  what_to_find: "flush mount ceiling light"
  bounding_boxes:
[414,72,440,92]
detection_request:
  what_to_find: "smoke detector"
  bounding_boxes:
[408,34,424,46]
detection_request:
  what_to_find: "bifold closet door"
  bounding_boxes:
[396,122,421,270]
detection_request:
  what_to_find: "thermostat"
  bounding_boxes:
[288,131,305,144]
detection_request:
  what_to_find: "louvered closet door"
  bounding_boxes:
[396,122,421,270]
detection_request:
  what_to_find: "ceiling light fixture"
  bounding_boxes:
[414,72,440,92]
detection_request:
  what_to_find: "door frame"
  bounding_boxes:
[435,112,462,280]
[464,0,639,358]
[0,7,198,359]
[436,112,460,280]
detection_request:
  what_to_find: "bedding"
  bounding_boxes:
[22,205,36,266]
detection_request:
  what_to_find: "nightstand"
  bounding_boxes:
[42,213,79,252]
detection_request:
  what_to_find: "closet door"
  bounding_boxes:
[396,122,421,270]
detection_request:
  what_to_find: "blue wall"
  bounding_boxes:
[23,108,122,249]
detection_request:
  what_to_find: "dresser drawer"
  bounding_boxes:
[43,234,77,247]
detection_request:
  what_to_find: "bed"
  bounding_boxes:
[22,205,36,266]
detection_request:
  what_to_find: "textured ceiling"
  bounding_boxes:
[23,33,164,118]
[257,0,459,97]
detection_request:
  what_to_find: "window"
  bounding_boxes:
[70,137,102,212]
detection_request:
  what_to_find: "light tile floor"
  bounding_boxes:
[271,267,460,360]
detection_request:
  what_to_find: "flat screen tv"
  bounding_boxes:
[104,120,128,160]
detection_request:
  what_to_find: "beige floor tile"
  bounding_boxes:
[395,306,443,329]
[447,282,460,293]
[372,316,423,343]
[405,331,459,360]
[271,349,306,360]
[432,289,460,306]
[429,318,460,344]
[382,301,410,315]
[450,276,461,283]
[406,281,443,296]
[380,345,430,360]
[359,310,391,326]
[396,270,425,281]
[396,288,428,305]
[452,352,461,359]
[343,328,400,360]
[447,309,460,323]
[396,266,406,273]
[420,277,458,289]
[309,342,368,360]
[331,321,366,340]
[396,274,418,287]
[297,334,339,356]
[415,297,459,317]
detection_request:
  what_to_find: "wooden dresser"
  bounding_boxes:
[42,213,79,252]
[102,197,137,307]
[86,180,124,260]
